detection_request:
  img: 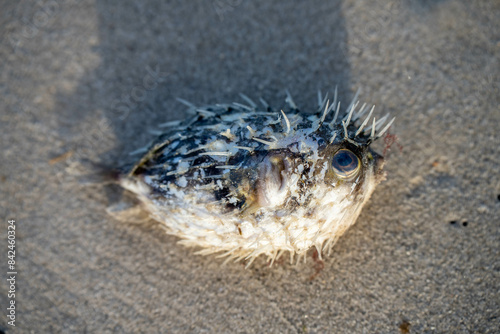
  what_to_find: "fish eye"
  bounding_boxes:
[331,149,361,180]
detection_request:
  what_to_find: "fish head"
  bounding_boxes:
[250,124,386,217]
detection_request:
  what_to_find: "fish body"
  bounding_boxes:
[120,91,393,264]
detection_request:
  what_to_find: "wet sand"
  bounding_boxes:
[1,1,499,333]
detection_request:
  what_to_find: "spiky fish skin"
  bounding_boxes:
[120,93,391,265]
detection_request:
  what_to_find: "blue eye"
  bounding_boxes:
[332,149,361,179]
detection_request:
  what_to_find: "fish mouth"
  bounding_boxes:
[256,153,293,208]
[370,150,386,183]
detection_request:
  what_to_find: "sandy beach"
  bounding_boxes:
[1,1,499,332]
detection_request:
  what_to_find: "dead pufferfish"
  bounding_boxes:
[119,89,394,266]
